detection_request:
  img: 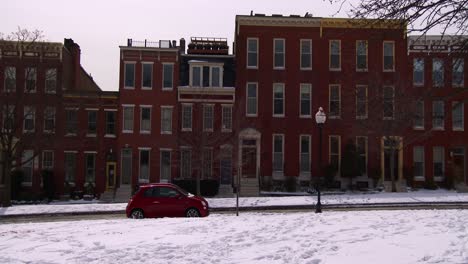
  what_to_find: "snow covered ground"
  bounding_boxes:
[1,189,468,216]
[1,210,467,264]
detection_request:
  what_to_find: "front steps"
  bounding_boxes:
[100,184,132,203]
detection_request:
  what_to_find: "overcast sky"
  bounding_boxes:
[1,0,360,91]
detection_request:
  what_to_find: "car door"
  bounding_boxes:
[157,187,187,217]
[139,187,160,218]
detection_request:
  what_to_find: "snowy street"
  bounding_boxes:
[1,210,468,264]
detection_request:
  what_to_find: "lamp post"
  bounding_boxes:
[315,107,326,213]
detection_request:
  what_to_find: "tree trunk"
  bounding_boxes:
[2,162,12,207]
[196,169,201,196]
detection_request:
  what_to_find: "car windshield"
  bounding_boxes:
[174,185,191,196]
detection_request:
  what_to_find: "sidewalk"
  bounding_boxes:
[2,189,468,218]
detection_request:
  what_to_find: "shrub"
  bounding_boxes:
[10,170,24,200]
[284,176,297,192]
[172,179,219,197]
[41,170,55,202]
[84,182,96,198]
[323,164,338,189]
[423,178,438,190]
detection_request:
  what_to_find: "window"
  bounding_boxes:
[124,62,135,88]
[180,148,191,178]
[383,86,394,119]
[432,101,444,129]
[105,111,116,135]
[22,150,34,185]
[273,134,284,172]
[356,85,367,119]
[85,153,96,183]
[329,40,341,70]
[163,63,173,90]
[273,83,285,117]
[453,58,464,87]
[356,137,367,175]
[246,83,257,116]
[432,58,444,87]
[453,102,464,131]
[383,41,395,71]
[87,111,97,135]
[23,106,35,132]
[181,104,192,131]
[64,152,76,183]
[202,148,212,178]
[191,66,201,87]
[413,146,424,179]
[211,66,222,87]
[160,150,171,182]
[247,38,258,68]
[44,107,55,133]
[65,109,78,135]
[414,101,424,129]
[122,106,134,132]
[25,67,36,92]
[45,68,57,93]
[139,149,150,183]
[4,66,16,92]
[356,40,368,71]
[142,63,153,89]
[433,147,444,180]
[300,135,310,173]
[203,104,214,131]
[161,107,173,134]
[300,39,312,70]
[329,85,341,118]
[413,58,424,86]
[329,135,341,171]
[300,84,312,117]
[42,151,54,169]
[3,106,14,131]
[121,148,132,185]
[274,39,285,69]
[222,105,232,131]
[140,106,152,133]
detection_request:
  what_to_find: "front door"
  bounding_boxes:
[452,148,465,184]
[242,147,257,178]
[384,150,399,181]
[106,162,116,190]
[220,158,232,185]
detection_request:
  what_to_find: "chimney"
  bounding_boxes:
[180,38,186,54]
[64,38,81,90]
[172,40,177,48]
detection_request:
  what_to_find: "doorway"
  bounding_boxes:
[106,162,116,190]
[452,148,465,184]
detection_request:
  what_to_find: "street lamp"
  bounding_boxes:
[315,107,326,213]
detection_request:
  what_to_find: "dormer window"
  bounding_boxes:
[189,62,223,88]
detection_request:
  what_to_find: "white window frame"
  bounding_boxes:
[273,38,285,69]
[161,106,173,134]
[273,83,285,118]
[300,39,312,70]
[210,66,223,88]
[42,150,54,170]
[65,108,78,136]
[138,147,151,183]
[356,40,368,71]
[203,104,214,132]
[24,67,37,93]
[246,82,258,117]
[21,150,34,186]
[247,38,259,69]
[452,58,464,88]
[45,68,57,94]
[104,109,117,137]
[413,101,425,130]
[86,109,98,137]
[383,41,395,72]
[124,61,136,89]
[356,136,368,176]
[180,147,192,179]
[140,105,152,134]
[452,101,464,131]
[356,85,368,119]
[84,152,96,183]
[413,58,424,86]
[122,104,134,133]
[432,58,444,87]
[383,86,395,120]
[329,135,341,172]
[222,104,233,132]
[162,63,174,90]
[299,135,311,175]
[64,151,77,184]
[160,149,171,183]
[4,66,16,92]
[141,62,153,90]
[43,107,56,133]
[413,146,425,181]
[23,106,35,133]
[329,84,341,119]
[329,40,341,71]
[432,101,445,130]
[300,83,312,118]
[181,103,192,131]
[190,65,202,87]
[272,134,284,173]
[202,147,213,179]
[433,146,445,181]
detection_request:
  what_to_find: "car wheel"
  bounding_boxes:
[130,209,144,219]
[186,208,200,217]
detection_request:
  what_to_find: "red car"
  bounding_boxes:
[126,183,209,218]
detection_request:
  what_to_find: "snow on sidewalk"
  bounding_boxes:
[1,189,468,216]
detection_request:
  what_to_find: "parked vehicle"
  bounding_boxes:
[126,183,209,219]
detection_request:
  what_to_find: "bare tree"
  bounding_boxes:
[0,28,58,206]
